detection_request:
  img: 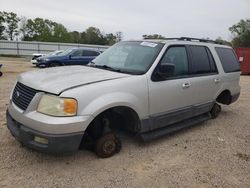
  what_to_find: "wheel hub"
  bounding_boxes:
[103,140,116,154]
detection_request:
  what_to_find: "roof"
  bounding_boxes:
[142,37,231,48]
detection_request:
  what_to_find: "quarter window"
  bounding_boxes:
[82,50,99,56]
[215,47,240,73]
[160,46,189,76]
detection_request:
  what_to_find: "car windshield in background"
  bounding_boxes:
[91,41,164,74]
[47,51,63,56]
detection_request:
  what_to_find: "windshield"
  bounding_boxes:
[46,50,63,57]
[59,48,74,56]
[91,41,164,74]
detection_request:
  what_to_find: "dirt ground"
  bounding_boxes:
[0,57,249,188]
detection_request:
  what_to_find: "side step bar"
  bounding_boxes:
[138,113,211,142]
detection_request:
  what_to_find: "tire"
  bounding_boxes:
[49,62,60,67]
[0,71,2,77]
[210,103,221,119]
[95,132,121,158]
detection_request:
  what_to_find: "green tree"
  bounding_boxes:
[229,19,250,47]
[25,18,55,41]
[19,16,29,40]
[69,31,81,43]
[2,11,20,40]
[215,37,232,46]
[0,12,6,39]
[83,27,103,44]
[52,23,71,43]
[142,34,165,39]
[115,31,123,42]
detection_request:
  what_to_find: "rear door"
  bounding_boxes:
[187,45,221,113]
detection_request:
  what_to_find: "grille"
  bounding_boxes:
[12,82,38,110]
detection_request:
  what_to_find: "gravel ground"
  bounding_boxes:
[0,57,249,188]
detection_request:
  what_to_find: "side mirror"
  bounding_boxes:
[157,63,175,78]
[69,55,72,59]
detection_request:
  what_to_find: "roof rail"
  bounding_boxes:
[162,37,221,44]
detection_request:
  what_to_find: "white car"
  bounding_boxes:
[7,37,240,158]
[31,51,63,65]
[30,53,45,64]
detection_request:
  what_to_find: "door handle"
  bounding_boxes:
[182,82,191,89]
[214,78,221,83]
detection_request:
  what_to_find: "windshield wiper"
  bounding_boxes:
[88,62,122,73]
[87,62,142,75]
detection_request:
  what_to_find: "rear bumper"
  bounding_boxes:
[6,110,84,154]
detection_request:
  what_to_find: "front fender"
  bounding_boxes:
[79,92,144,118]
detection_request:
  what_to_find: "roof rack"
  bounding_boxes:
[162,37,221,44]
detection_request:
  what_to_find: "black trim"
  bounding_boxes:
[139,101,214,133]
[138,113,211,142]
[6,110,83,154]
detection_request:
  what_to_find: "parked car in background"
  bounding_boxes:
[30,53,45,64]
[32,50,63,65]
[36,48,101,68]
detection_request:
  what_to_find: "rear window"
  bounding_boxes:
[215,47,240,73]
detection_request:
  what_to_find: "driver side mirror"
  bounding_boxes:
[69,55,72,59]
[157,63,175,78]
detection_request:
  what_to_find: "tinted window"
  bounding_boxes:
[71,50,82,56]
[215,47,240,73]
[82,50,99,56]
[160,46,188,76]
[190,46,211,74]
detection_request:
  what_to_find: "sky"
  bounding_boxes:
[1,0,250,41]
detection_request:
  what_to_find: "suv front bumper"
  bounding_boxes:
[6,101,93,154]
[6,110,84,154]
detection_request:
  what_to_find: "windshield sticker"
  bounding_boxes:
[140,42,158,48]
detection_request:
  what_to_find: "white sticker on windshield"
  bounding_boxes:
[140,42,158,48]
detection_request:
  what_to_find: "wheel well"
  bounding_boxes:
[216,90,232,105]
[86,106,140,137]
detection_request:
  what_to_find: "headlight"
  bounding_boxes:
[44,58,50,61]
[37,95,77,117]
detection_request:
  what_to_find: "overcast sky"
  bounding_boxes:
[1,0,250,40]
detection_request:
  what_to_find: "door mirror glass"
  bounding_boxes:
[158,63,175,78]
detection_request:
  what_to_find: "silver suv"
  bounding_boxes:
[6,37,241,158]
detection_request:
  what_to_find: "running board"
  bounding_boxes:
[138,113,211,142]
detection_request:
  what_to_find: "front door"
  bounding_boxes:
[148,46,196,130]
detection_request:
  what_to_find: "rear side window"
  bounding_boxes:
[190,46,217,74]
[215,47,240,73]
[82,50,99,56]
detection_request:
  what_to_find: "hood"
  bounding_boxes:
[18,66,130,94]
